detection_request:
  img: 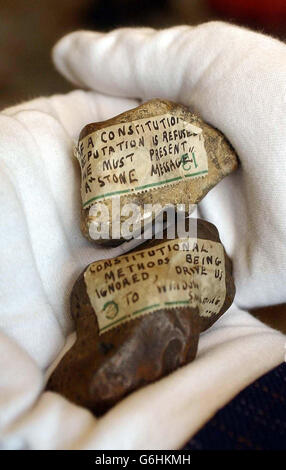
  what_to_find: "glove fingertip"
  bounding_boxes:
[52,32,77,85]
[52,31,102,87]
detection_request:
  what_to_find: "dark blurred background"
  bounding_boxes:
[1,0,286,332]
[2,0,286,110]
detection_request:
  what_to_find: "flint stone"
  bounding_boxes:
[76,99,238,245]
[47,219,235,415]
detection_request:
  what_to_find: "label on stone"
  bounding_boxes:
[76,113,208,209]
[84,238,226,335]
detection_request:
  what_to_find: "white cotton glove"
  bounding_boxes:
[0,22,285,450]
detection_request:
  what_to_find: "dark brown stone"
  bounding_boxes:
[47,219,235,415]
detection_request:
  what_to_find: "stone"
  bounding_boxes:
[75,99,238,245]
[47,219,235,415]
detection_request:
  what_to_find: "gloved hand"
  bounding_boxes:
[0,22,285,450]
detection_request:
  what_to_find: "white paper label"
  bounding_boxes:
[76,113,208,208]
[84,238,226,335]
